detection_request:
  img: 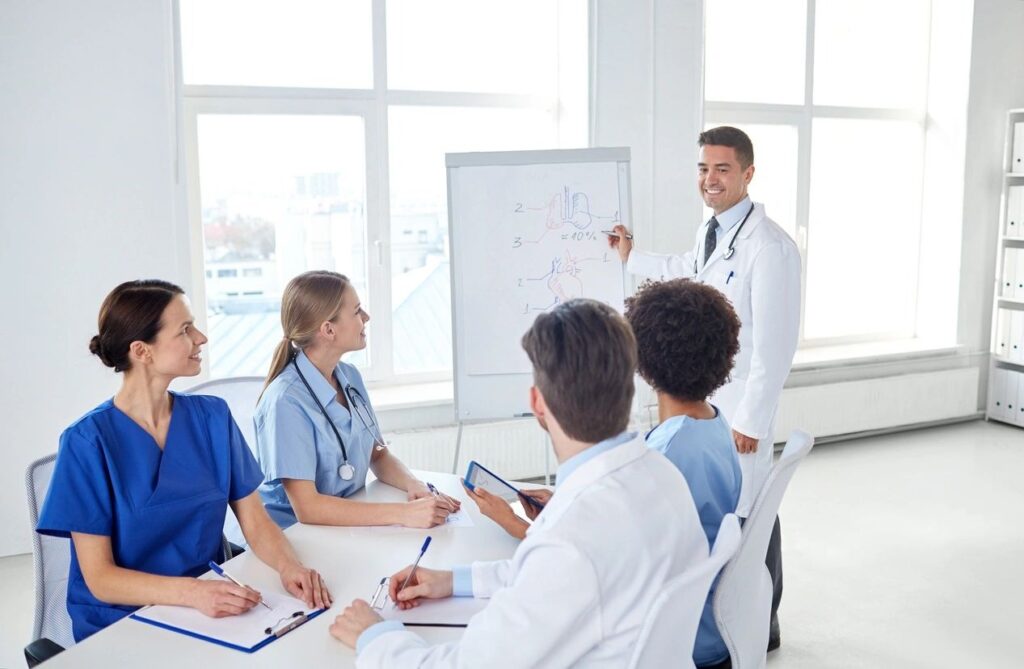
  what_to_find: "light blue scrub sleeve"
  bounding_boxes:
[256,395,319,483]
[37,428,113,538]
[226,413,265,502]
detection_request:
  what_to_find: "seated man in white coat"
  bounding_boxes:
[330,298,710,667]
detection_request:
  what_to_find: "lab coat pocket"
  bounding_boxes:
[705,264,748,315]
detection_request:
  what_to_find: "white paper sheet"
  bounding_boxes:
[380,595,488,627]
[132,590,321,651]
[442,508,475,527]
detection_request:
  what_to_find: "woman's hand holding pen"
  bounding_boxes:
[407,481,461,513]
[187,579,263,618]
[279,561,332,610]
[388,565,453,609]
[402,496,453,528]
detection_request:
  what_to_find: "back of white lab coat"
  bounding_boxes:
[357,437,709,668]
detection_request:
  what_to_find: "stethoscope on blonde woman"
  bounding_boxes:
[291,353,387,481]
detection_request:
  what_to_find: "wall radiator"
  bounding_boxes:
[387,367,981,480]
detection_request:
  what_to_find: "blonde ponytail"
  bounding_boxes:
[261,271,350,399]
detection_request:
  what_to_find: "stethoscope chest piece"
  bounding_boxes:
[338,462,356,481]
[724,247,736,260]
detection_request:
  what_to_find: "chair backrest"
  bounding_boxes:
[629,514,743,669]
[186,376,267,547]
[25,453,75,649]
[713,429,814,669]
[185,376,265,452]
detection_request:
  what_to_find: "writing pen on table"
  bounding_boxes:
[601,229,633,240]
[393,536,432,610]
[208,561,273,610]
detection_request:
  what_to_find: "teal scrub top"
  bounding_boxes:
[254,351,378,528]
[36,393,264,642]
[645,406,742,667]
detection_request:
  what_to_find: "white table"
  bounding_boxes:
[45,472,523,668]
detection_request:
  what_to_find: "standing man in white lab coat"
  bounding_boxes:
[609,126,801,651]
[329,299,710,667]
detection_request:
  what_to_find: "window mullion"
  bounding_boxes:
[796,0,817,346]
[363,0,394,383]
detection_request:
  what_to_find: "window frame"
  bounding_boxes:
[703,0,933,349]
[179,0,582,385]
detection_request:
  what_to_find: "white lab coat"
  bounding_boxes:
[357,436,708,668]
[627,202,801,515]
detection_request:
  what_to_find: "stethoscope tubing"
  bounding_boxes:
[694,202,756,274]
[292,356,351,463]
[291,355,388,468]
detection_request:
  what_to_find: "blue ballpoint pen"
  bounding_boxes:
[207,561,273,610]
[393,536,432,609]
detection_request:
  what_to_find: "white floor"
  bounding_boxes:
[767,420,1024,669]
[2,420,1022,668]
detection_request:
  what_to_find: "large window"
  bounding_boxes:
[704,0,933,347]
[180,0,587,382]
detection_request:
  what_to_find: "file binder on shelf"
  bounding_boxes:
[988,109,1024,429]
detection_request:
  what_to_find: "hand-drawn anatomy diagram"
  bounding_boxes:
[510,187,619,314]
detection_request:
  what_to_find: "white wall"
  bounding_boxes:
[591,0,704,252]
[0,1,189,556]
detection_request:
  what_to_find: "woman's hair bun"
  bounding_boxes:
[88,335,104,358]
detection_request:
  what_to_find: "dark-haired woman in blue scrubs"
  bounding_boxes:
[36,280,331,642]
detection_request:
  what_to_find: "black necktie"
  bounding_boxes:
[704,217,719,266]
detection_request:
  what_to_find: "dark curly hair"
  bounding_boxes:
[624,279,740,402]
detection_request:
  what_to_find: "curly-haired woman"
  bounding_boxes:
[624,277,742,669]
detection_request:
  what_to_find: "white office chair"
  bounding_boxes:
[186,376,266,548]
[185,375,265,452]
[25,453,74,660]
[628,514,743,669]
[713,429,814,669]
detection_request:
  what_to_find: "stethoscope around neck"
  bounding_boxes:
[694,202,756,273]
[291,353,387,481]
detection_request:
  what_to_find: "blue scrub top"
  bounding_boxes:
[254,351,378,528]
[36,393,264,642]
[645,406,742,668]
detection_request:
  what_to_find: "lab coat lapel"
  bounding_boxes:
[528,435,648,533]
[696,203,767,279]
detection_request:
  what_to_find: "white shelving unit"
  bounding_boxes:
[987,109,1024,427]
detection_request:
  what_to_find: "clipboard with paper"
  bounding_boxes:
[131,591,326,653]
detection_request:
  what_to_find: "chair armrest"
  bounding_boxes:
[24,637,65,667]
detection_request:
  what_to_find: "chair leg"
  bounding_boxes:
[766,515,783,651]
[24,638,65,667]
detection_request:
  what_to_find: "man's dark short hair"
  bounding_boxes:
[521,299,637,443]
[699,125,754,169]
[625,279,740,402]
